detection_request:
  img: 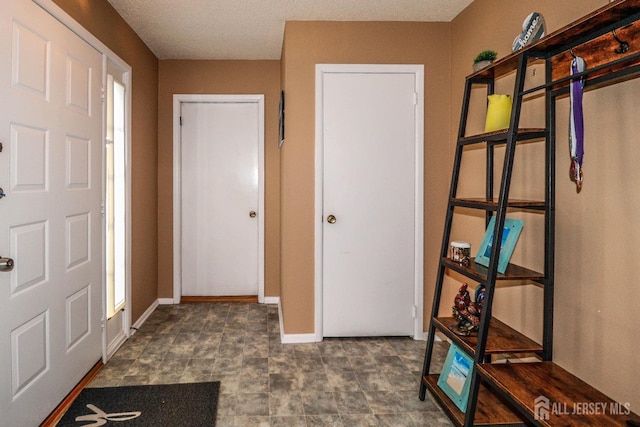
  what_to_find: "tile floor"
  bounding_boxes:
[89,302,453,426]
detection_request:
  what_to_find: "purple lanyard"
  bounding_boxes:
[569,56,585,191]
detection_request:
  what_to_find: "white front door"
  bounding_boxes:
[0,1,104,425]
[317,64,424,337]
[179,97,264,297]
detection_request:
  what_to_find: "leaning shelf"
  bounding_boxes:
[421,3,640,426]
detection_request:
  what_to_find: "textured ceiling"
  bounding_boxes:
[106,0,474,60]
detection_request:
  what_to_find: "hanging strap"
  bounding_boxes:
[569,56,586,191]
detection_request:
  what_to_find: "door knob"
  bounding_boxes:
[327,215,337,224]
[0,257,14,272]
[249,211,256,218]
[0,187,5,199]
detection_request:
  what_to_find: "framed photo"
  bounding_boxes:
[475,216,524,274]
[437,342,474,412]
[278,90,285,148]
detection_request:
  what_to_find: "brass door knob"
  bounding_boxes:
[249,211,257,218]
[327,215,336,224]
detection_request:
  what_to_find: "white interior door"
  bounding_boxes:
[180,99,263,297]
[318,65,424,337]
[0,1,104,425]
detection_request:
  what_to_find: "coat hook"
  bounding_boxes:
[612,29,629,54]
[569,48,577,58]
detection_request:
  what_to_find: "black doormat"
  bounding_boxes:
[57,382,220,426]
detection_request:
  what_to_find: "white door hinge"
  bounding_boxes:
[413,92,418,106]
[412,305,417,318]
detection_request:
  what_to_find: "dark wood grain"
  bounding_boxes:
[423,374,528,426]
[433,317,543,356]
[478,362,640,426]
[442,258,545,282]
[470,0,640,81]
[451,198,546,210]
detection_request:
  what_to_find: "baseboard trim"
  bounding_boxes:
[263,296,279,305]
[180,295,259,303]
[158,297,175,305]
[277,298,318,343]
[130,299,160,335]
[40,360,104,427]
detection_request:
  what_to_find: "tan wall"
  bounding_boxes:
[280,21,452,333]
[451,0,639,411]
[53,0,159,323]
[157,60,281,298]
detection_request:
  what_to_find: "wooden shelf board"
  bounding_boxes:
[459,128,546,145]
[470,0,640,80]
[478,362,640,427]
[451,197,546,210]
[433,317,542,356]
[424,374,527,426]
[442,258,545,282]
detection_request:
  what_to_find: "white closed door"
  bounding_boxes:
[0,1,104,425]
[319,65,423,337]
[180,100,261,296]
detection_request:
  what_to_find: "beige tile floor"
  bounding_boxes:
[89,302,453,426]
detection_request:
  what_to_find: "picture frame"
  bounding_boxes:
[437,342,474,412]
[474,216,524,274]
[278,90,285,148]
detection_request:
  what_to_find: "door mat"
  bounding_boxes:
[57,381,220,426]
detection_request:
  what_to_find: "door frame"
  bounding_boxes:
[172,94,265,303]
[33,0,133,363]
[314,64,424,341]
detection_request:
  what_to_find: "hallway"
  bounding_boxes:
[89,303,452,426]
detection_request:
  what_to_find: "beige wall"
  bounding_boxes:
[53,0,159,323]
[157,60,282,298]
[451,0,639,411]
[280,21,452,333]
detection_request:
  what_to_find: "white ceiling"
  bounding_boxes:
[106,0,474,60]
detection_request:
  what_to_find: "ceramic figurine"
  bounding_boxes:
[450,283,486,336]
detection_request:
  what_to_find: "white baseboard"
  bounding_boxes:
[277,299,318,344]
[263,296,279,305]
[158,298,175,305]
[130,299,160,333]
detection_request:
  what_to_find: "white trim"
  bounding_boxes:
[314,64,425,341]
[263,296,280,305]
[158,298,176,305]
[106,329,128,359]
[278,299,318,344]
[32,0,134,365]
[173,94,265,304]
[131,299,160,332]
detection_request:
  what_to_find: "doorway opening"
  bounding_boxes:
[172,94,265,303]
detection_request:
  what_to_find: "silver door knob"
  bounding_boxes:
[0,257,14,272]
[327,215,336,224]
[249,211,256,218]
[0,187,5,199]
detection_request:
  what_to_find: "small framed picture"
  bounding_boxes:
[475,216,524,274]
[437,342,474,412]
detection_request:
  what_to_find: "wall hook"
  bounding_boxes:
[612,29,629,54]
